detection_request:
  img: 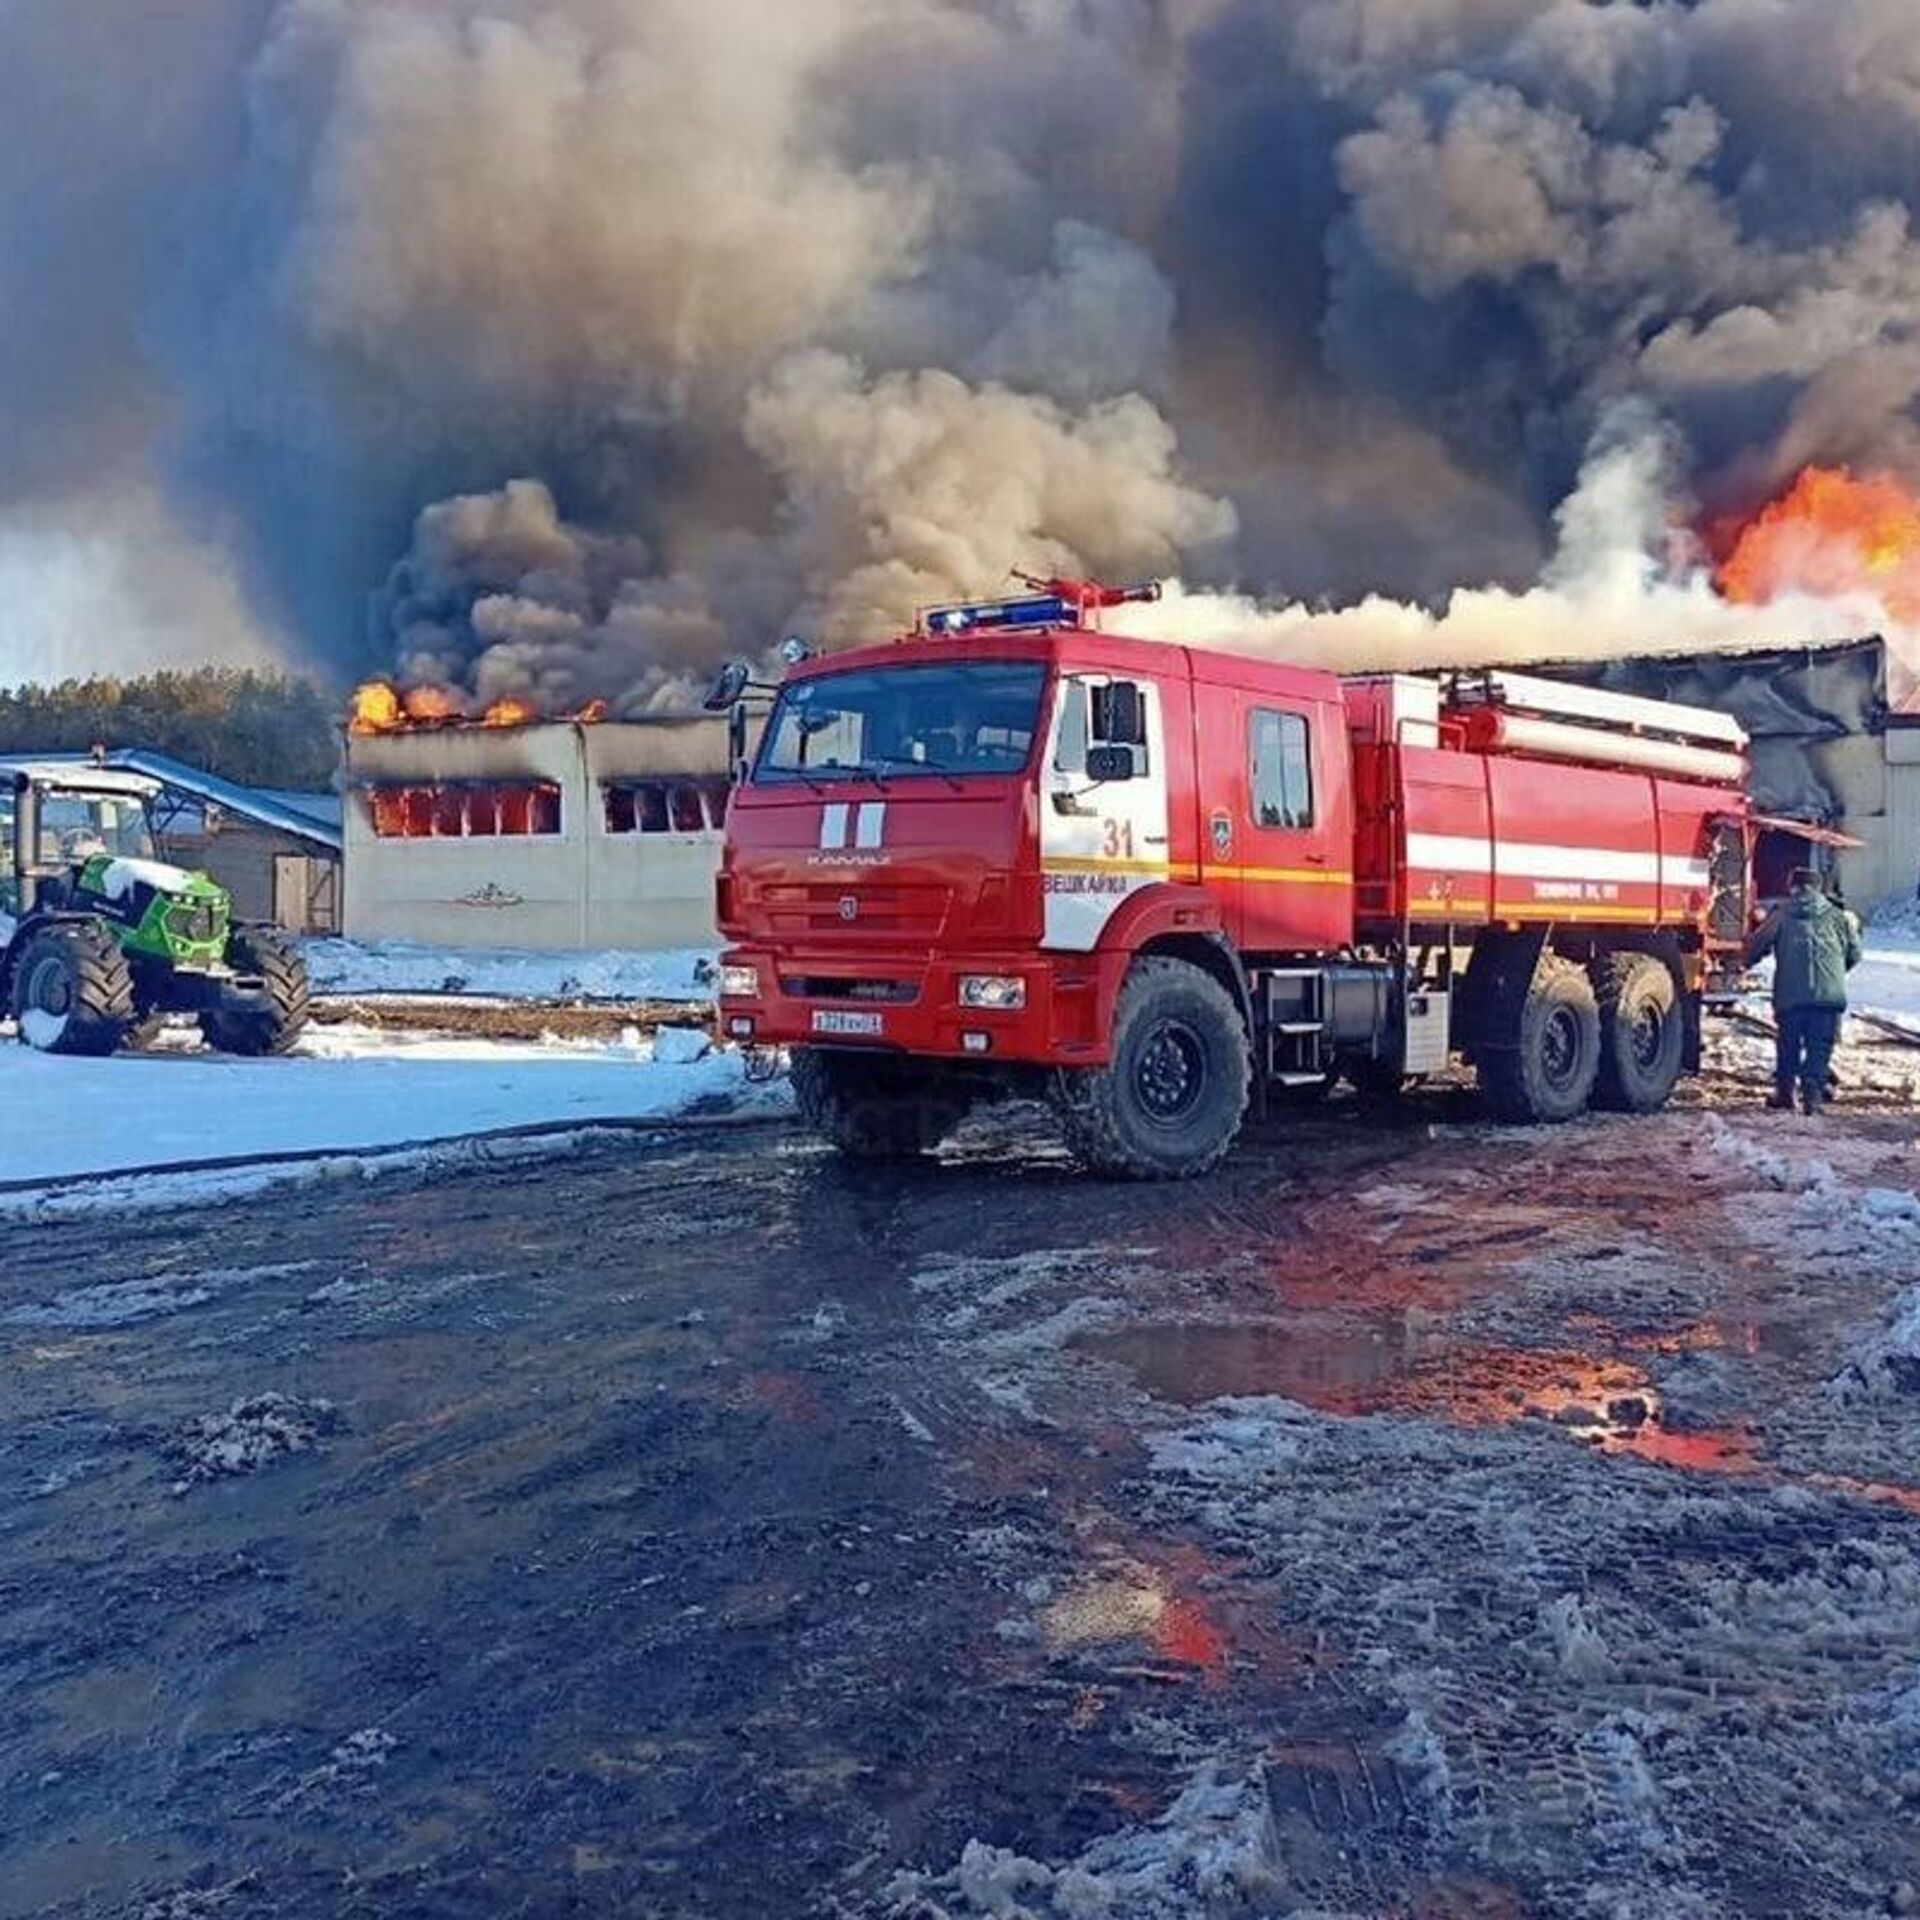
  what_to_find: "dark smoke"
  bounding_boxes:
[9,0,1920,704]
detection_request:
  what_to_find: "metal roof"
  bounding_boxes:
[0,752,342,852]
[108,751,343,851]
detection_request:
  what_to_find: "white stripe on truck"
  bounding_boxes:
[1405,834,1711,890]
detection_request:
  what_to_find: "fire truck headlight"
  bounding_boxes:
[720,964,761,999]
[958,974,1026,1011]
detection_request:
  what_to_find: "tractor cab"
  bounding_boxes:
[2,765,164,923]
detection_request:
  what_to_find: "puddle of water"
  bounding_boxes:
[1084,1320,1920,1522]
[1565,1313,1803,1361]
[1077,1320,1760,1479]
[1074,1320,1413,1409]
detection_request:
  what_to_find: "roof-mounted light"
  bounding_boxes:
[924,593,1075,636]
[918,577,1162,638]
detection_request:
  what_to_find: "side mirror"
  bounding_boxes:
[703,660,752,713]
[1086,744,1139,782]
[1092,680,1146,747]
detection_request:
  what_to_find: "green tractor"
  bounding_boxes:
[1,763,310,1057]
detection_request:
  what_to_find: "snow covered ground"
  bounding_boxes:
[0,1019,777,1189]
[1858,903,1920,1030]
[299,937,716,1002]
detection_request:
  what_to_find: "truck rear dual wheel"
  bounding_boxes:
[792,1049,972,1159]
[1591,951,1685,1114]
[10,921,137,1056]
[1477,954,1602,1125]
[199,928,311,1057]
[1054,957,1251,1180]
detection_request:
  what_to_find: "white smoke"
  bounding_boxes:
[1134,408,1919,688]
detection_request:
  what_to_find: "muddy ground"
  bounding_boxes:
[4,1066,1920,1919]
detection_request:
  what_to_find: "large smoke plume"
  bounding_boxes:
[9,0,1920,702]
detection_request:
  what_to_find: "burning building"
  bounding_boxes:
[342,685,735,952]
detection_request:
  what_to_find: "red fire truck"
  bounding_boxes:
[712,581,1752,1178]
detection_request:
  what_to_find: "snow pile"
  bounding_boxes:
[0,1126,635,1222]
[3,1261,317,1328]
[1830,1284,1920,1405]
[1537,1594,1616,1682]
[887,1762,1280,1919]
[1698,1113,1841,1194]
[651,1024,713,1065]
[300,938,715,1003]
[98,856,195,901]
[164,1392,340,1491]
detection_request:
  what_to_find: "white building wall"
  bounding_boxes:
[343,719,731,953]
[1880,729,1920,908]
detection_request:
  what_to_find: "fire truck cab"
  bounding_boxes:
[715,582,1751,1178]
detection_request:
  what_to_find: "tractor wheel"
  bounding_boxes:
[1053,956,1250,1179]
[1591,951,1685,1114]
[1476,953,1601,1124]
[199,927,310,1056]
[10,921,137,1056]
[791,1049,970,1159]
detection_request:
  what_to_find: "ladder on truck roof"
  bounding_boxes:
[1444,668,1750,785]
[1447,668,1748,749]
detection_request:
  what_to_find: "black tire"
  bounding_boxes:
[9,920,136,1056]
[1053,956,1251,1179]
[1591,950,1685,1114]
[1477,953,1601,1124]
[199,927,310,1056]
[791,1048,970,1159]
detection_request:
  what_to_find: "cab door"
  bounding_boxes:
[1224,694,1353,954]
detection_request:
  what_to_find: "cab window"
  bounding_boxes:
[1250,709,1314,830]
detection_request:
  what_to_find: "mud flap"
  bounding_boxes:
[1456,925,1550,1057]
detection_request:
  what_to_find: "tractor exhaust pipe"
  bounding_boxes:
[13,776,37,917]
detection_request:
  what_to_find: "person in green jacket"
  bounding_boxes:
[1745,868,1864,1115]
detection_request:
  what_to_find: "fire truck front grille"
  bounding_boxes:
[762,882,952,938]
[782,977,920,1004]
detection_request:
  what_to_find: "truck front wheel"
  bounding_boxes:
[791,1049,971,1159]
[1476,953,1600,1124]
[1054,957,1251,1180]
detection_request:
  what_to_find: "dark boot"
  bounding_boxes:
[1767,1087,1795,1111]
[1801,1087,1824,1117]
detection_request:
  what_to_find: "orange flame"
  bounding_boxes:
[348,681,405,734]
[1717,465,1920,624]
[402,684,464,724]
[348,680,611,733]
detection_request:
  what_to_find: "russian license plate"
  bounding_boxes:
[812,1008,884,1037]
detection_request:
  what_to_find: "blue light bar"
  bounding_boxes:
[924,593,1074,635]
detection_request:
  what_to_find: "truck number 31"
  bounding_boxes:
[1101,818,1136,861]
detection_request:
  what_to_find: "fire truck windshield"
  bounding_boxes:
[754,661,1047,785]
